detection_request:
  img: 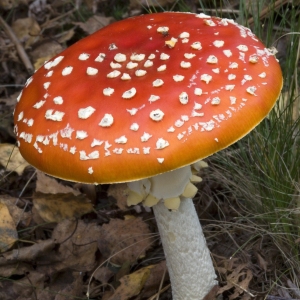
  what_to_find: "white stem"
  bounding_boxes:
[153,198,217,299]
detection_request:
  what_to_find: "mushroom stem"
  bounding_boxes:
[153,197,217,299]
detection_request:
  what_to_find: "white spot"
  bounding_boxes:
[228,74,236,80]
[33,100,46,109]
[200,74,212,84]
[156,138,169,149]
[135,69,147,77]
[191,42,202,50]
[230,96,237,104]
[153,79,164,87]
[246,86,257,95]
[44,56,64,69]
[213,40,224,47]
[141,132,152,142]
[115,136,128,144]
[148,54,155,59]
[148,95,160,103]
[259,72,266,78]
[180,61,191,68]
[143,147,150,154]
[17,91,23,102]
[196,13,211,18]
[147,25,152,29]
[194,88,202,96]
[25,77,33,87]
[191,111,204,117]
[229,62,238,69]
[179,32,190,38]
[249,54,259,63]
[79,53,90,60]
[177,133,184,140]
[113,148,123,154]
[160,53,170,60]
[62,66,73,76]
[80,150,99,160]
[103,87,114,96]
[167,126,175,132]
[150,109,164,121]
[157,26,169,33]
[130,123,139,131]
[70,147,76,154]
[157,65,167,72]
[179,92,188,104]
[76,131,88,139]
[99,114,114,127]
[165,37,178,48]
[27,119,34,127]
[244,75,252,81]
[173,75,184,82]
[109,43,118,50]
[175,120,184,127]
[194,102,202,110]
[110,62,121,69]
[45,110,65,121]
[45,70,53,77]
[184,53,196,59]
[225,85,235,91]
[91,139,103,147]
[204,19,216,26]
[121,73,131,80]
[181,38,189,43]
[130,54,145,61]
[126,61,138,69]
[157,158,164,163]
[114,53,126,62]
[223,50,232,57]
[88,167,93,174]
[95,53,106,62]
[18,111,24,121]
[207,55,218,64]
[43,82,51,89]
[211,97,221,105]
[127,108,138,115]
[52,96,63,105]
[127,148,140,154]
[212,68,220,73]
[78,106,96,119]
[122,87,136,99]
[107,70,121,78]
[60,124,74,138]
[144,60,153,67]
[237,45,248,51]
[215,138,219,142]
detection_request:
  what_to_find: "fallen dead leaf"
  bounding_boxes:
[11,17,41,48]
[107,265,154,300]
[98,217,154,265]
[108,183,128,210]
[33,192,93,223]
[36,171,80,195]
[0,200,18,252]
[0,143,30,175]
[74,15,113,35]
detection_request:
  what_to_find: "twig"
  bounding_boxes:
[0,16,34,74]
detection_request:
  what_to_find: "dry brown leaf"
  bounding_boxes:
[74,15,113,35]
[108,265,153,300]
[11,17,41,48]
[0,144,30,175]
[0,195,31,227]
[130,0,175,8]
[98,217,154,265]
[33,192,93,223]
[108,183,128,210]
[49,219,100,272]
[36,171,81,195]
[137,260,168,299]
[0,200,18,252]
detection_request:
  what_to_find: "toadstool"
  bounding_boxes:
[14,12,283,299]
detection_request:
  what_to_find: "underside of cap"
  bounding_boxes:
[14,12,283,184]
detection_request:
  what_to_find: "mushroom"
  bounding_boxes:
[14,12,283,299]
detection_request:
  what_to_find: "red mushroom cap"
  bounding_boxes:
[14,12,283,183]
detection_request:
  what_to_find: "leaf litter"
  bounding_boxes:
[0,0,299,299]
